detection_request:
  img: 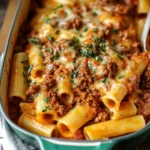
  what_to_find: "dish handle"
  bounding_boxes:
[35,136,119,150]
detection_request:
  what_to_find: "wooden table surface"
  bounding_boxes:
[0,0,150,150]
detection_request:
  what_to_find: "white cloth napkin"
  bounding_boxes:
[0,112,38,150]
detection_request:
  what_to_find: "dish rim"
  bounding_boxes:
[0,0,150,146]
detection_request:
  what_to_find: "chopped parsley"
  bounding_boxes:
[55,87,59,91]
[24,65,33,73]
[21,56,28,63]
[80,44,96,58]
[111,28,118,34]
[99,42,107,52]
[45,18,50,24]
[101,78,109,84]
[46,47,52,53]
[53,4,63,11]
[26,79,32,85]
[70,71,78,84]
[93,12,98,16]
[72,60,76,65]
[42,106,51,112]
[51,51,62,60]
[40,53,45,58]
[84,27,89,32]
[55,30,60,34]
[73,37,80,44]
[112,39,116,46]
[118,75,124,79]
[28,38,40,45]
[117,54,123,60]
[22,72,27,78]
[88,62,93,70]
[79,34,83,37]
[93,28,98,33]
[95,56,99,61]
[44,97,49,103]
[92,37,106,52]
[70,71,78,79]
[47,35,54,42]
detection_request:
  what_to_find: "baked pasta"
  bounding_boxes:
[8,0,150,140]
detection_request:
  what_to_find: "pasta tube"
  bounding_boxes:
[137,0,150,14]
[136,18,146,40]
[102,83,128,110]
[57,75,73,105]
[20,103,36,116]
[18,113,59,138]
[110,101,137,120]
[28,46,45,79]
[9,53,27,102]
[57,104,95,138]
[35,92,59,124]
[84,115,145,140]
[132,52,149,76]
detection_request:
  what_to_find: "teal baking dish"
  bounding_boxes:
[0,0,150,150]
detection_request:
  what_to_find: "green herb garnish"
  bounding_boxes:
[93,28,98,32]
[101,78,109,84]
[73,37,80,44]
[117,54,123,60]
[46,47,52,53]
[70,71,78,79]
[45,18,50,24]
[51,51,62,60]
[47,35,54,42]
[27,79,32,85]
[21,56,28,63]
[84,27,89,32]
[112,28,118,34]
[88,62,93,70]
[24,65,33,73]
[93,12,98,16]
[44,97,49,103]
[112,39,116,46]
[42,106,51,112]
[40,53,45,58]
[28,38,40,45]
[55,30,60,34]
[53,4,63,11]
[95,56,99,61]
[118,75,124,79]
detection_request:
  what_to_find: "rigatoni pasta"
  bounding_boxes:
[9,53,27,102]
[84,115,145,140]
[8,0,150,141]
[18,113,59,138]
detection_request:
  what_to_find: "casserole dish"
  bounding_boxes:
[0,0,150,150]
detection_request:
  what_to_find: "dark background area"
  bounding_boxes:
[0,0,9,28]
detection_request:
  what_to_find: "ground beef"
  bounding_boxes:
[114,4,131,15]
[72,129,84,140]
[94,111,110,123]
[26,84,39,101]
[42,78,56,91]
[57,39,74,50]
[141,62,150,89]
[62,17,82,30]
[127,74,140,94]
[107,62,118,78]
[96,0,136,15]
[74,88,101,111]
[50,17,59,27]
[48,90,71,116]
[58,9,67,18]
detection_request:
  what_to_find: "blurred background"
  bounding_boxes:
[0,0,9,29]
